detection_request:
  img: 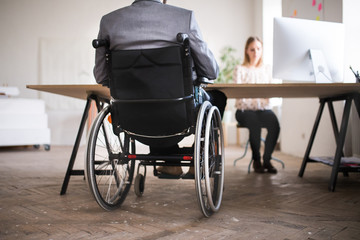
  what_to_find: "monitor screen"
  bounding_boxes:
[273,17,344,83]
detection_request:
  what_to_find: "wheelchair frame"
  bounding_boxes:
[85,34,224,217]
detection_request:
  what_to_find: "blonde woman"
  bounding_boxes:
[233,37,280,174]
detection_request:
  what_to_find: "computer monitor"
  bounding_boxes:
[273,17,344,83]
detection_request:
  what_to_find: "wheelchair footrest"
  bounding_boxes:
[157,173,182,179]
[156,172,195,180]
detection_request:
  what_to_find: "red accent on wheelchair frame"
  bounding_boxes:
[128,155,137,159]
[183,156,193,160]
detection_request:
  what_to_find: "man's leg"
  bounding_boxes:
[206,90,227,118]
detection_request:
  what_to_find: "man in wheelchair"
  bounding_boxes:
[88,0,226,216]
[93,0,227,177]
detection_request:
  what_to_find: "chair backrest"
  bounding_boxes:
[109,45,195,143]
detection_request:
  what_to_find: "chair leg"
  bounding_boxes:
[233,136,254,174]
[248,158,253,174]
[233,139,250,166]
[271,156,285,169]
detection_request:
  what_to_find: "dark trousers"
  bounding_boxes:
[206,90,227,118]
[235,109,280,163]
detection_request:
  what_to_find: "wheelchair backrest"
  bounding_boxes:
[109,45,195,139]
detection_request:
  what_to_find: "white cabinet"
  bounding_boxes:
[0,98,51,149]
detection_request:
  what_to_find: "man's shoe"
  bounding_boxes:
[263,162,277,174]
[156,166,183,176]
[253,160,265,173]
[181,171,195,179]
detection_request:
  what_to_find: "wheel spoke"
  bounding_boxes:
[86,105,135,211]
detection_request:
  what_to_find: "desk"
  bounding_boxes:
[27,83,360,192]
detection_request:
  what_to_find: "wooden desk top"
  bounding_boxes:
[208,83,360,99]
[27,83,360,100]
[27,84,110,100]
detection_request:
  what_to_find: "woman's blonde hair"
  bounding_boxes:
[242,36,263,67]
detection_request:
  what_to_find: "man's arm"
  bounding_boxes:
[93,18,109,87]
[188,12,219,80]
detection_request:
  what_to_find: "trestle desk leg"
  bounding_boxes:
[327,101,344,157]
[60,97,92,195]
[329,98,352,192]
[298,99,325,177]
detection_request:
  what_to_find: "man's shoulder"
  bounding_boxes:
[103,2,193,19]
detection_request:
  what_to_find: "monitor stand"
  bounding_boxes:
[309,49,333,83]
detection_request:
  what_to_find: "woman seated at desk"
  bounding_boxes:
[233,36,280,174]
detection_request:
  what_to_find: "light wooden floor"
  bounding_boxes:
[0,145,359,240]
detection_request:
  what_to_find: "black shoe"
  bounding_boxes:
[253,160,265,173]
[181,171,195,179]
[263,163,277,174]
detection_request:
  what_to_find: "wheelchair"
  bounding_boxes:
[85,33,224,217]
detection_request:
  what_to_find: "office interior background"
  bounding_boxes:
[0,0,359,158]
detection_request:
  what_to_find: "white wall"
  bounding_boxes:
[0,0,129,98]
[343,0,360,157]
[262,0,282,65]
[343,0,360,83]
[0,0,254,145]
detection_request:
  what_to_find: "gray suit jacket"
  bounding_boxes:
[94,0,219,86]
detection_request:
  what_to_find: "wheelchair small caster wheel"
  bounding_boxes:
[44,144,51,151]
[134,174,145,197]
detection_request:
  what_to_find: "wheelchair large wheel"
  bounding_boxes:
[194,101,225,217]
[85,105,135,211]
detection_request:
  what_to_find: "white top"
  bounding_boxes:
[233,64,273,111]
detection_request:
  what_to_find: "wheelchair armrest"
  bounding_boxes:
[194,77,214,86]
[92,39,109,49]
